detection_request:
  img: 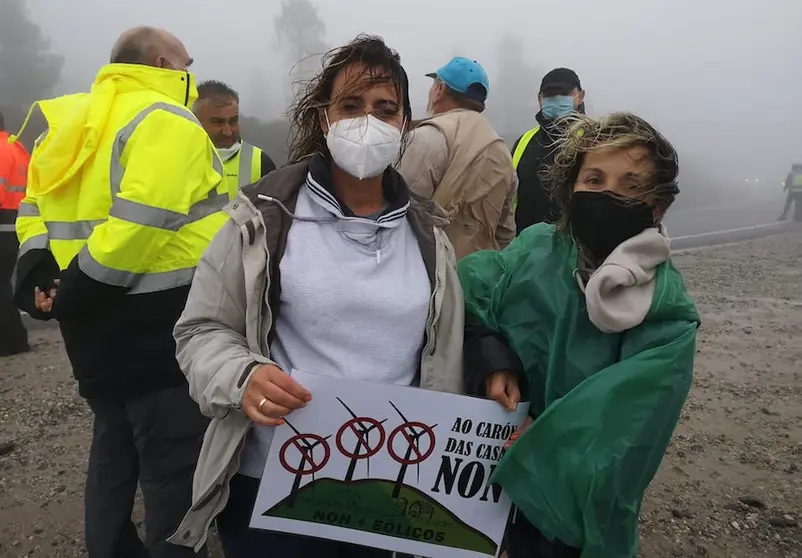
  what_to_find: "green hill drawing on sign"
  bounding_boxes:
[263,478,497,555]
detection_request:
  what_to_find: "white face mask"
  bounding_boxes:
[325,113,403,180]
[217,141,242,162]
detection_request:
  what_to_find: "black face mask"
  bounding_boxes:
[569,190,655,262]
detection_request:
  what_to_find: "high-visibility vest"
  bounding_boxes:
[0,131,29,212]
[511,126,540,210]
[15,63,228,294]
[222,142,262,198]
[791,172,802,192]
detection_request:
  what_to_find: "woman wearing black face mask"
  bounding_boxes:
[458,113,700,558]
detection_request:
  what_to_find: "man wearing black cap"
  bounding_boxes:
[512,68,585,233]
[397,57,516,259]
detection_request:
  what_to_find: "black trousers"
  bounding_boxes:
[0,226,28,356]
[217,474,415,558]
[84,384,209,558]
[504,510,582,558]
[781,191,802,221]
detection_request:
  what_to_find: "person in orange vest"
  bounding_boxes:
[0,110,31,356]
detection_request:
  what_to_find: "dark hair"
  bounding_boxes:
[546,112,680,233]
[0,111,4,131]
[442,82,486,113]
[288,34,412,163]
[197,80,239,103]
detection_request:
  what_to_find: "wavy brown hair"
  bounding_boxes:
[287,34,412,163]
[544,112,680,233]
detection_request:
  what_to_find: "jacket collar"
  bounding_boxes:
[307,154,410,219]
[94,63,197,107]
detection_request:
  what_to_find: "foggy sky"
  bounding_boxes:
[25,0,802,185]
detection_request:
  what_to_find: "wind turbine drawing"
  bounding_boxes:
[387,401,437,499]
[335,397,387,482]
[278,418,332,507]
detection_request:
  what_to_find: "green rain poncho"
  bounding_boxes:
[458,224,700,558]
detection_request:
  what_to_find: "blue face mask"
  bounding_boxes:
[541,95,575,120]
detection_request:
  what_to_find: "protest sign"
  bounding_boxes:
[250,370,530,558]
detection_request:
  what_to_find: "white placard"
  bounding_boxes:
[250,370,529,558]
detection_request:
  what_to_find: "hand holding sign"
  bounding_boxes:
[243,364,312,426]
[486,371,520,412]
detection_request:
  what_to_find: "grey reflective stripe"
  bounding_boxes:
[17,203,40,217]
[109,189,227,231]
[0,177,25,192]
[238,143,254,188]
[0,224,15,233]
[110,102,222,196]
[17,233,48,259]
[103,102,225,231]
[46,219,104,240]
[79,247,196,293]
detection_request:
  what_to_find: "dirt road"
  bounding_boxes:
[1,233,801,557]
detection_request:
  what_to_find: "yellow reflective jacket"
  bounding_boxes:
[223,142,263,197]
[15,63,228,294]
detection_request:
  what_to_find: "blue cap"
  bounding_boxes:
[427,57,489,103]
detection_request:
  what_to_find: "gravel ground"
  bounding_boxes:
[1,232,801,558]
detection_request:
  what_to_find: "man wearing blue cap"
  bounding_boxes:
[396,57,516,259]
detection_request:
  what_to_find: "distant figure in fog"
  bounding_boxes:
[194,81,276,198]
[779,163,802,221]
[397,57,516,259]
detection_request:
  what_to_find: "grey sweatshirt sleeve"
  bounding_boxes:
[173,219,274,418]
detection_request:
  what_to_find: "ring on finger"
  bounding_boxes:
[258,397,268,413]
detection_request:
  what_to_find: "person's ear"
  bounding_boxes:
[576,90,586,105]
[432,82,446,104]
[318,109,329,135]
[538,92,543,108]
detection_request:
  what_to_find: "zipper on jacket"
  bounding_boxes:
[183,71,191,106]
[418,227,442,375]
[236,194,274,358]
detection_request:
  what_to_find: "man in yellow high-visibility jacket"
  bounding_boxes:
[193,80,276,197]
[13,26,224,558]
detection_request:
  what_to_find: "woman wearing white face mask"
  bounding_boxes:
[167,35,486,558]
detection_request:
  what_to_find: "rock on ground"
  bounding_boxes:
[1,233,801,558]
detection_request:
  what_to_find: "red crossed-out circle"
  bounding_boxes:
[387,421,436,465]
[279,434,331,475]
[336,417,386,460]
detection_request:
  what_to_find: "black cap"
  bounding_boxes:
[540,68,582,95]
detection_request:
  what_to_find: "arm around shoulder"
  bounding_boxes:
[458,237,529,397]
[174,218,274,418]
